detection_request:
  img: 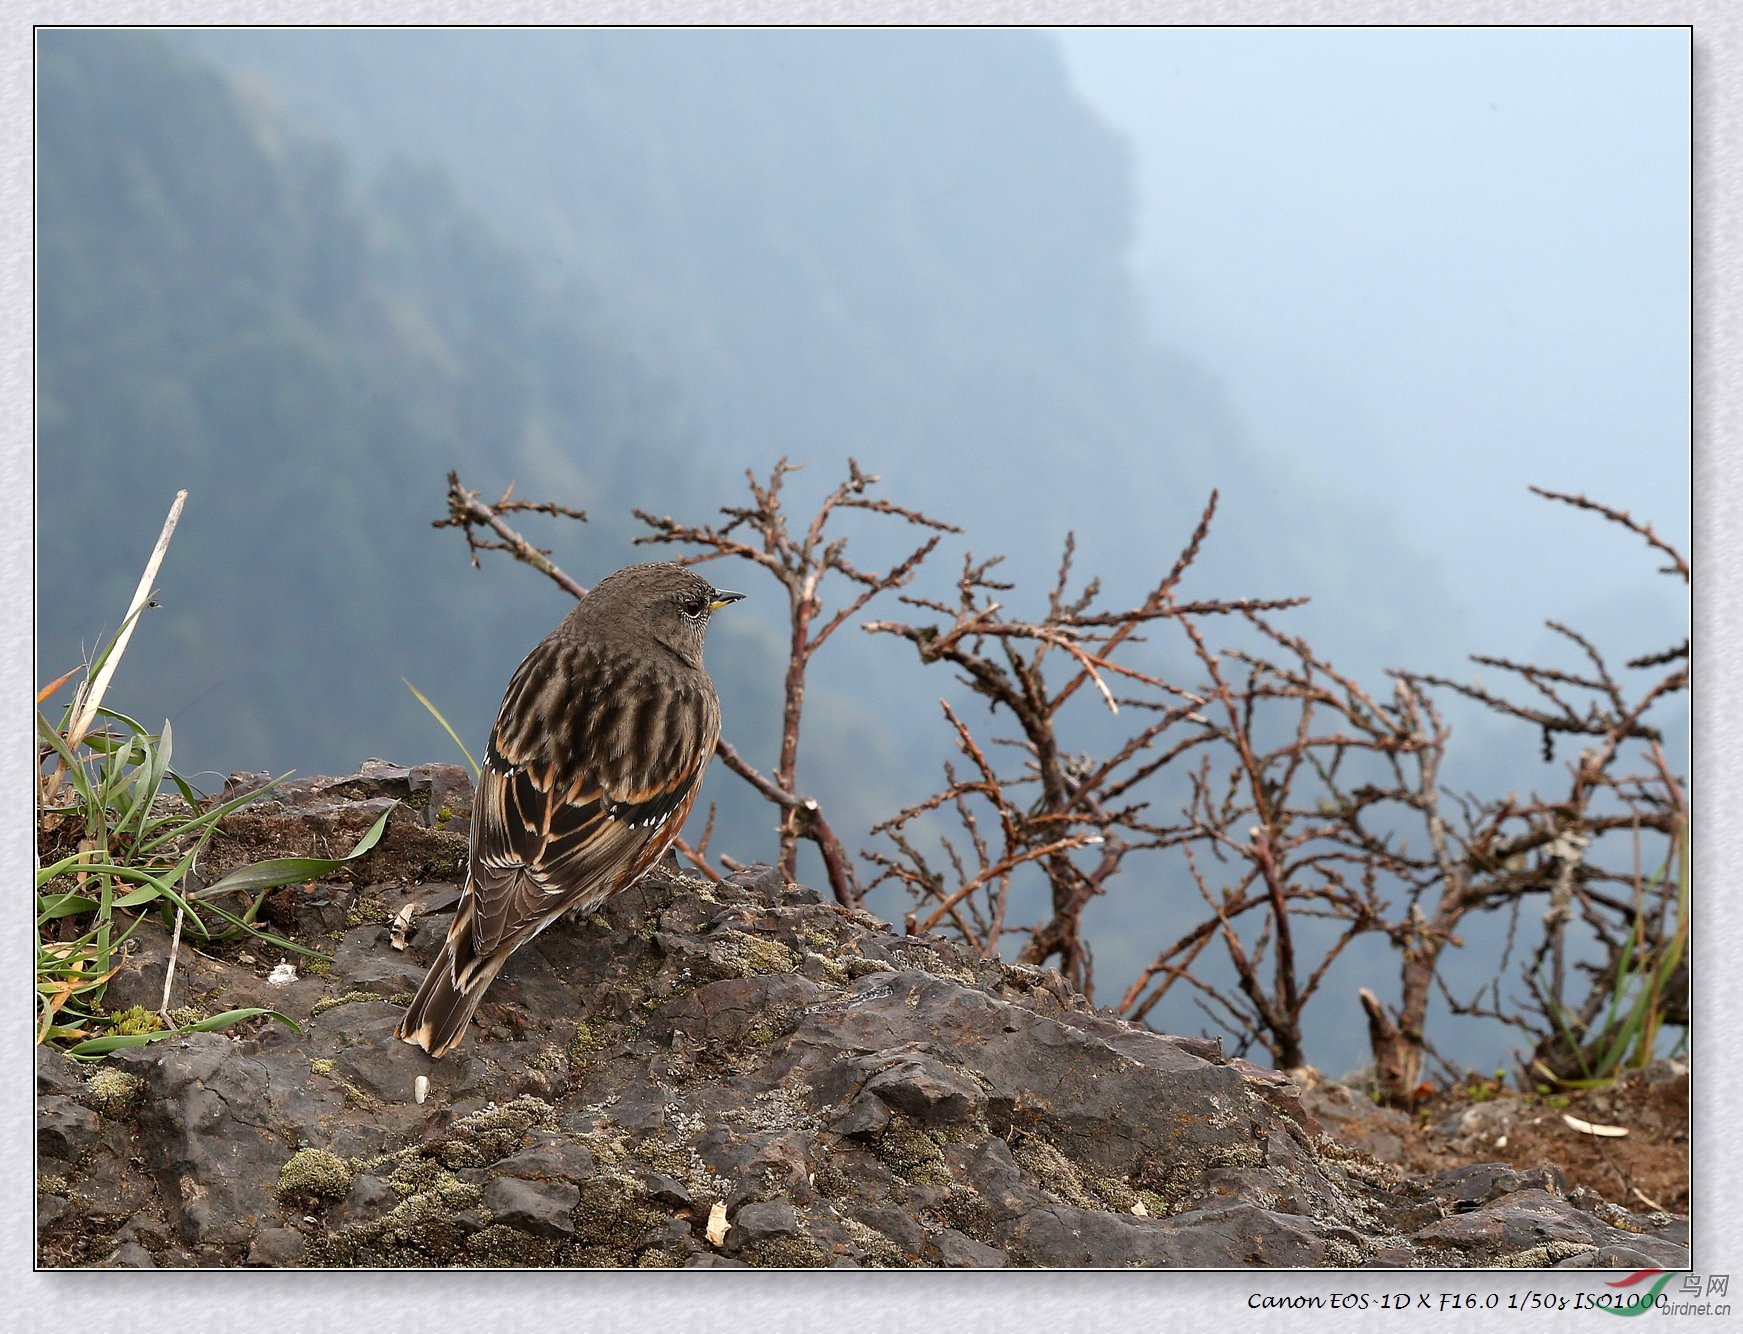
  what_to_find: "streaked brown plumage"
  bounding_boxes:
[397,561,742,1057]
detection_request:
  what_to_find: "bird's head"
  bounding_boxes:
[580,561,744,664]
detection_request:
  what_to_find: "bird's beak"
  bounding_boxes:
[710,590,745,610]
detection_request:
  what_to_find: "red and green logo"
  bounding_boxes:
[1595,1269,1675,1317]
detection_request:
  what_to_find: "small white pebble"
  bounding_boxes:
[266,962,298,986]
[1130,1199,1149,1216]
[706,1200,730,1246]
[390,903,417,951]
[414,1075,429,1105]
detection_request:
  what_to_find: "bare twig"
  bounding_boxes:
[1530,486,1690,583]
[865,493,1316,1000]
[435,470,587,597]
[635,459,957,905]
[431,466,1687,1104]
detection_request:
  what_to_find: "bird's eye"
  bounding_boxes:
[681,596,707,619]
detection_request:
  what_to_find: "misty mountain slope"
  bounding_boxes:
[36,30,1514,1072]
[184,27,1452,664]
[36,29,713,777]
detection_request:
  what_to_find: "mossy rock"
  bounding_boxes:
[737,1234,833,1267]
[462,1224,559,1267]
[81,1068,146,1116]
[709,929,801,979]
[310,990,386,1017]
[345,885,392,927]
[431,1095,555,1168]
[278,1147,354,1201]
[571,1175,665,1257]
[876,1117,950,1186]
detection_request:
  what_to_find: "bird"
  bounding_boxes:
[397,561,743,1057]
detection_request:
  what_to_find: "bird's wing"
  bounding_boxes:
[448,639,719,979]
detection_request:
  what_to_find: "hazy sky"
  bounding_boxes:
[1058,27,1690,657]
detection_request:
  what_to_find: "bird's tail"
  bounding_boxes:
[395,946,505,1058]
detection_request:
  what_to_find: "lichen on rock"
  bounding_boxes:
[278,1148,354,1201]
[32,768,1694,1271]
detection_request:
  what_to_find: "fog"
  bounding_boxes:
[1060,27,1690,656]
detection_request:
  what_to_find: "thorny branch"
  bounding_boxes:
[865,485,1686,1094]
[1353,497,1688,1101]
[633,458,959,905]
[437,466,1688,1105]
[864,492,1318,1002]
[435,470,589,598]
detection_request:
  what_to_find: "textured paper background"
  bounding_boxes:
[5,8,1726,1329]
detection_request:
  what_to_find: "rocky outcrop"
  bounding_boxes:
[35,768,1690,1269]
